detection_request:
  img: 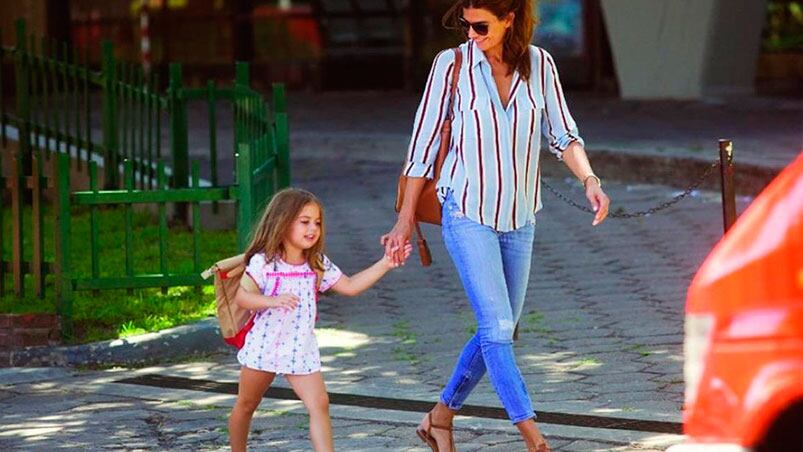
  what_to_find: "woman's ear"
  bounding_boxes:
[505,12,515,28]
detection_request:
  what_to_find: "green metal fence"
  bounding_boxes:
[1,19,291,336]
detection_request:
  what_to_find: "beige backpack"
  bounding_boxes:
[201,254,253,348]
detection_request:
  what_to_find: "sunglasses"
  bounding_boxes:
[458,18,489,36]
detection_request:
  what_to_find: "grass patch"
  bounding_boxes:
[1,206,236,344]
[391,321,420,364]
[576,357,602,367]
[391,321,417,345]
[520,310,553,336]
[625,343,652,357]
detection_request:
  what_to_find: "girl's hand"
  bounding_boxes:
[585,181,610,226]
[265,293,300,311]
[380,217,414,265]
[383,243,413,269]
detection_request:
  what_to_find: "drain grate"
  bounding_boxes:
[116,374,681,434]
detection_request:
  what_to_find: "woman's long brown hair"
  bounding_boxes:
[443,0,538,80]
[243,188,326,277]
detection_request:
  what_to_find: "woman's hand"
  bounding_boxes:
[382,243,413,269]
[265,293,300,311]
[380,216,414,265]
[585,180,610,226]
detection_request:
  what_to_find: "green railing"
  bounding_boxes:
[1,19,291,336]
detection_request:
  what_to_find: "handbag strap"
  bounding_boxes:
[433,48,463,177]
[413,48,462,267]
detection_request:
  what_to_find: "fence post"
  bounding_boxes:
[168,63,189,223]
[168,63,189,189]
[12,20,30,297]
[53,153,73,339]
[10,156,23,297]
[719,139,737,233]
[272,83,291,188]
[236,143,253,252]
[14,20,31,173]
[272,82,286,114]
[234,61,249,153]
[101,40,119,189]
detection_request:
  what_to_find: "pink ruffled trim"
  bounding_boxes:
[264,271,316,278]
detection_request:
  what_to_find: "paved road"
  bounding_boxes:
[1,154,751,450]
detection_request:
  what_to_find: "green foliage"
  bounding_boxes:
[764,1,803,51]
[1,206,235,344]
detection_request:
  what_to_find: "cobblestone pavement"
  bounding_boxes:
[1,154,751,450]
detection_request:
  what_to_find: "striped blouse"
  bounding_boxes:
[403,40,584,232]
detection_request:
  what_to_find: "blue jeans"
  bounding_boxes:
[439,192,536,423]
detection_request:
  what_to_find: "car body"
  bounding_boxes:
[669,153,803,452]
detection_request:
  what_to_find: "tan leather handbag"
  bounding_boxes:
[396,48,462,266]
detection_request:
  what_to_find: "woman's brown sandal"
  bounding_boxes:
[415,412,455,452]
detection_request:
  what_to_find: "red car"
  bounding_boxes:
[669,153,803,451]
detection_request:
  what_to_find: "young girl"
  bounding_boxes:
[228,188,412,452]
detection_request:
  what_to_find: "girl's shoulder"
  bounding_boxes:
[247,252,268,268]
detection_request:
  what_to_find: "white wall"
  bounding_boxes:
[601,0,766,99]
[703,0,767,96]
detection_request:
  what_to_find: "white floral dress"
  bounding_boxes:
[237,253,343,375]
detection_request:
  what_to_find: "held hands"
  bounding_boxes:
[585,178,610,226]
[380,217,414,266]
[382,242,413,269]
[265,293,300,311]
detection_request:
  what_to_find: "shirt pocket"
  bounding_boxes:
[519,80,544,112]
[458,90,492,113]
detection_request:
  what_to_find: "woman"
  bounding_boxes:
[382,0,610,450]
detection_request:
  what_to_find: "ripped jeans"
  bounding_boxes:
[439,191,536,423]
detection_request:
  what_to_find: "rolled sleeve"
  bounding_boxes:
[403,50,456,180]
[539,49,584,160]
[402,161,435,179]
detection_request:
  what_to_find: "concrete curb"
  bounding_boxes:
[9,318,230,367]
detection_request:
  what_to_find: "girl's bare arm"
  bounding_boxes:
[329,244,412,297]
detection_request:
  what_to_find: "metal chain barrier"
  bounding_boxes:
[542,159,722,219]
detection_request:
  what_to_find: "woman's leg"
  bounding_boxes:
[437,224,536,411]
[499,223,535,325]
[229,366,276,452]
[499,223,550,450]
[439,197,535,423]
[286,372,333,452]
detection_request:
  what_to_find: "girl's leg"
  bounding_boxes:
[229,366,276,452]
[286,372,333,452]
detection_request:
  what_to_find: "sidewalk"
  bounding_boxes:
[2,153,752,450]
[1,90,792,450]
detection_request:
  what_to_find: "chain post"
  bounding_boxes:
[719,139,737,233]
